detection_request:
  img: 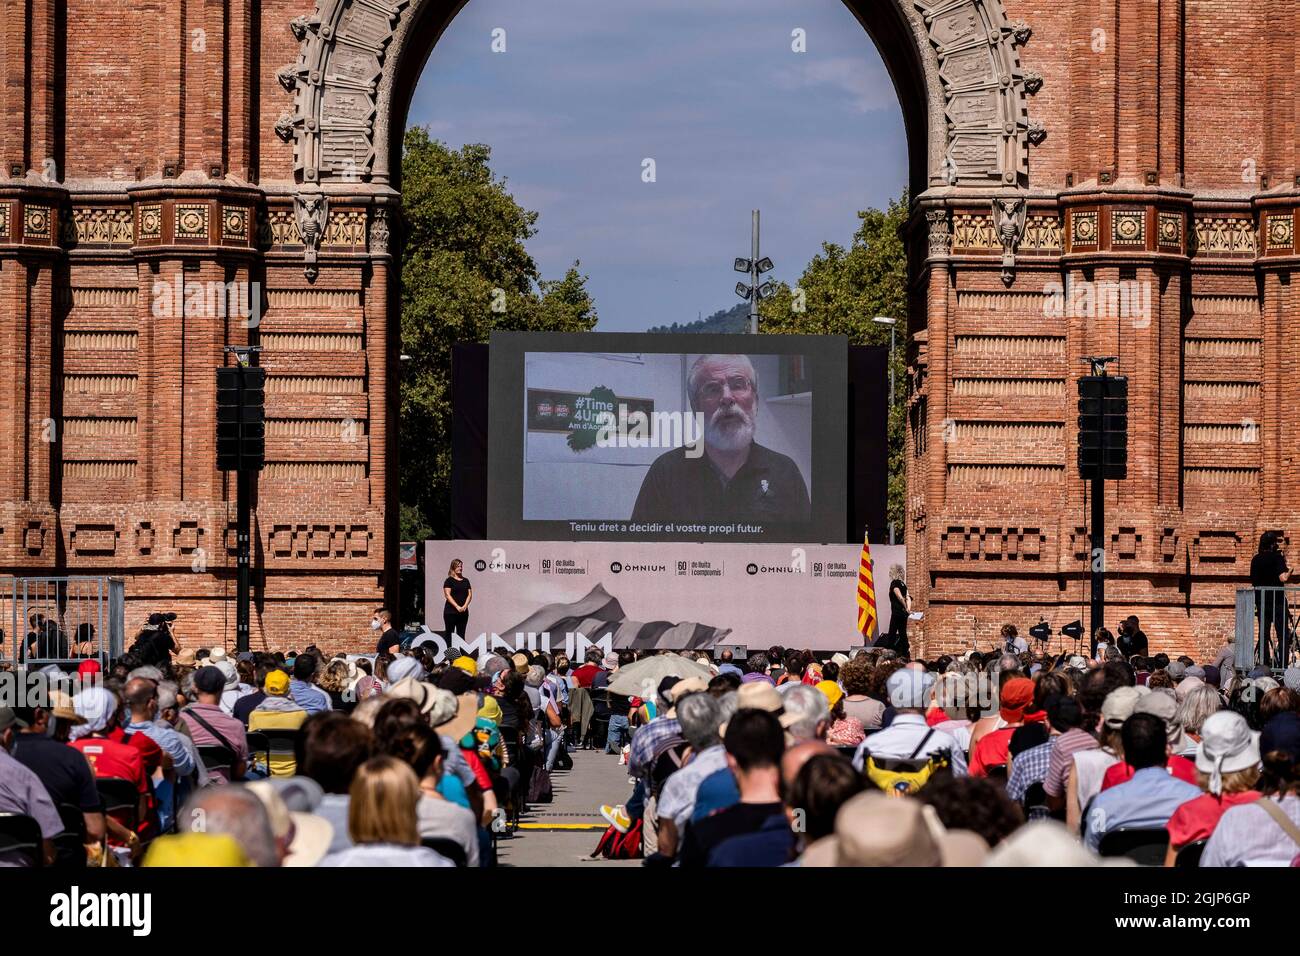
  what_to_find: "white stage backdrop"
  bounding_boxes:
[423,540,905,656]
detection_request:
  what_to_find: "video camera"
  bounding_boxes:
[143,611,177,630]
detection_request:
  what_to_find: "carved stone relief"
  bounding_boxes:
[279,0,1039,190]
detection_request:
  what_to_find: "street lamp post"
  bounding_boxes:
[873,316,897,407]
[873,316,898,545]
[734,210,775,333]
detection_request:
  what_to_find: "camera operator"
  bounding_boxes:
[131,612,178,667]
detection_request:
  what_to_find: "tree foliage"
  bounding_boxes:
[759,191,909,533]
[398,128,597,540]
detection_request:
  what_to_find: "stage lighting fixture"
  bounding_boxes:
[735,282,752,299]
[756,256,774,274]
[734,257,752,273]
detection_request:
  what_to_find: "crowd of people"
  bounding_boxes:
[595,639,1300,866]
[2,614,1300,868]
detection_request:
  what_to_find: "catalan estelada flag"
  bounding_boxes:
[857,528,878,641]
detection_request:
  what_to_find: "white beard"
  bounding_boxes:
[705,407,755,453]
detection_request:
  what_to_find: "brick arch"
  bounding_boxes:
[274,0,1041,195]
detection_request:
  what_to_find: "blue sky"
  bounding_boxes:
[408,0,907,332]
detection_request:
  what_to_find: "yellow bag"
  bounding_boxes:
[861,729,952,796]
[863,753,949,795]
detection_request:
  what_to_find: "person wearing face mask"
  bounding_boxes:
[373,608,400,656]
[10,690,107,864]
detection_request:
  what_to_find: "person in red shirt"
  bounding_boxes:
[1100,752,1199,789]
[570,649,606,689]
[69,686,154,853]
[970,677,1035,777]
[1163,710,1262,865]
[109,720,165,776]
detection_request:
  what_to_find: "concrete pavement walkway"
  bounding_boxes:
[496,747,642,867]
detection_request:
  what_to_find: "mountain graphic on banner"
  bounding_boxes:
[503,584,730,651]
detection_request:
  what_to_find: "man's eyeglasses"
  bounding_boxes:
[698,376,753,401]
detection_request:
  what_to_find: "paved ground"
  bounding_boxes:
[496,747,642,867]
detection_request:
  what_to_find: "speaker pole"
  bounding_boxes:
[1090,473,1105,647]
[237,467,251,654]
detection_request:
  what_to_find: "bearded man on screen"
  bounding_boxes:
[631,354,810,526]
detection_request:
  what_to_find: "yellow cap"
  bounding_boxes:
[477,696,503,723]
[816,680,844,710]
[452,655,478,676]
[142,832,251,867]
[264,670,290,696]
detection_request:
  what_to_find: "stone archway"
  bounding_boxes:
[3,0,1295,657]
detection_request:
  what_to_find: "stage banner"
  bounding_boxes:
[422,539,905,659]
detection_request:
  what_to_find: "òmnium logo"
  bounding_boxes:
[746,563,759,575]
[474,559,487,572]
[611,561,666,573]
[50,886,152,936]
[748,563,799,575]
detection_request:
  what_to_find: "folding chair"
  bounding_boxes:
[53,803,88,868]
[421,836,468,867]
[1175,839,1208,868]
[96,777,142,834]
[197,744,237,781]
[0,812,43,867]
[246,728,300,776]
[1098,827,1170,866]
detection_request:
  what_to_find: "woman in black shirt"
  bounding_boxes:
[443,559,472,639]
[882,564,910,656]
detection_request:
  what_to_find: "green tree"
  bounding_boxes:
[398,128,596,540]
[759,190,909,533]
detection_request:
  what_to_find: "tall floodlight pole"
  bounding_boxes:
[873,316,899,544]
[750,211,760,334]
[734,210,774,332]
[873,316,897,407]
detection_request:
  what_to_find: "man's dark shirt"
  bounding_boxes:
[677,800,786,867]
[706,813,798,867]
[12,734,102,813]
[376,627,400,655]
[589,671,611,717]
[132,629,174,667]
[631,442,810,526]
[1251,549,1288,589]
[233,691,267,727]
[27,630,68,660]
[1118,628,1148,658]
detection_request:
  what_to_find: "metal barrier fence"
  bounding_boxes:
[1234,586,1300,673]
[1,577,125,667]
